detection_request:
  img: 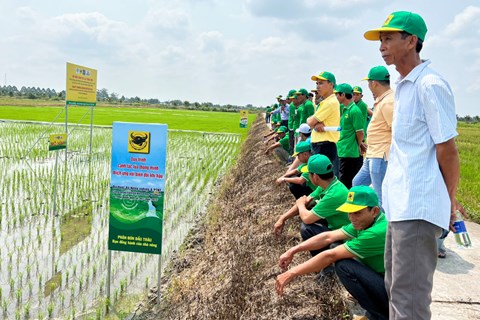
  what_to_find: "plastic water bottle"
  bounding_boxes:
[453,210,472,248]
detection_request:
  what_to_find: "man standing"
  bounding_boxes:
[287,89,298,155]
[352,86,371,136]
[265,105,272,124]
[365,11,460,319]
[271,98,290,129]
[335,83,365,189]
[352,66,394,208]
[307,71,341,177]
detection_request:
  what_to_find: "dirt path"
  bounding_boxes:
[133,117,349,319]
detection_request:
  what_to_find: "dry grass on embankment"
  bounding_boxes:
[135,116,349,319]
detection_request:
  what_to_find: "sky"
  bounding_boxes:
[0,0,479,116]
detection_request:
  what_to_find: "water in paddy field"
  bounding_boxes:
[0,121,241,319]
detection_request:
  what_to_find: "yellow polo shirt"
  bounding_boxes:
[311,94,340,143]
[366,89,394,160]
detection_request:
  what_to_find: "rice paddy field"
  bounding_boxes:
[0,101,478,319]
[0,116,243,319]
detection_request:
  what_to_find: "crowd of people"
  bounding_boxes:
[262,11,464,320]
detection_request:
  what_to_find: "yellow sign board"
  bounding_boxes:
[240,110,248,128]
[49,133,67,151]
[66,62,97,106]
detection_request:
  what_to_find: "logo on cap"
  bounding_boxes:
[347,192,355,202]
[384,14,394,26]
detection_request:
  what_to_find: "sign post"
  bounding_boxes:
[240,110,248,128]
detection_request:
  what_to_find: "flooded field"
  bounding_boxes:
[0,121,240,319]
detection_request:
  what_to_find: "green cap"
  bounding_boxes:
[362,66,390,81]
[276,95,283,99]
[334,83,353,95]
[300,154,333,175]
[295,88,309,96]
[353,86,363,94]
[364,11,427,42]
[277,126,288,133]
[337,185,379,212]
[292,141,311,157]
[287,89,297,99]
[311,71,336,86]
[273,103,279,108]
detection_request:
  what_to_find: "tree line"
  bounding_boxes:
[0,85,258,113]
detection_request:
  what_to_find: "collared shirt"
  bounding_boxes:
[310,177,350,230]
[337,102,364,158]
[342,212,387,274]
[382,60,458,229]
[271,104,290,120]
[311,94,340,143]
[365,89,394,160]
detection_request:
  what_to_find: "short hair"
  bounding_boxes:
[300,131,311,138]
[376,79,390,86]
[345,93,353,100]
[317,171,334,180]
[400,31,423,53]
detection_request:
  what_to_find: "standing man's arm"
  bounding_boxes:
[436,138,460,230]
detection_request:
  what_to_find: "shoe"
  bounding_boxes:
[438,251,446,259]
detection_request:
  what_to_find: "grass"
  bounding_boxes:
[0,98,257,135]
[457,122,480,222]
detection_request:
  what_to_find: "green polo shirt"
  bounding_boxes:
[288,103,297,130]
[337,102,364,158]
[301,100,315,124]
[310,178,350,230]
[271,112,281,124]
[355,99,369,136]
[278,136,291,154]
[266,106,272,113]
[294,103,303,133]
[297,163,316,191]
[341,212,387,274]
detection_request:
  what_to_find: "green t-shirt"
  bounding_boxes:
[288,103,297,130]
[310,178,350,230]
[337,102,364,158]
[356,99,369,136]
[271,112,281,123]
[309,186,323,200]
[301,100,315,124]
[294,103,303,132]
[297,163,316,192]
[278,136,291,154]
[341,212,387,274]
[266,106,272,113]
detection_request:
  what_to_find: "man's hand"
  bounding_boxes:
[449,199,468,232]
[275,270,296,296]
[276,177,286,186]
[314,122,325,132]
[360,142,367,155]
[296,195,309,207]
[274,217,285,239]
[278,249,294,271]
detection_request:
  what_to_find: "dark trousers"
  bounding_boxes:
[311,141,339,178]
[300,220,330,256]
[289,183,314,199]
[265,114,271,123]
[335,259,389,320]
[280,119,289,128]
[339,156,363,189]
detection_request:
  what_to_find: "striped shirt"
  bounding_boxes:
[382,60,458,229]
[271,104,290,120]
